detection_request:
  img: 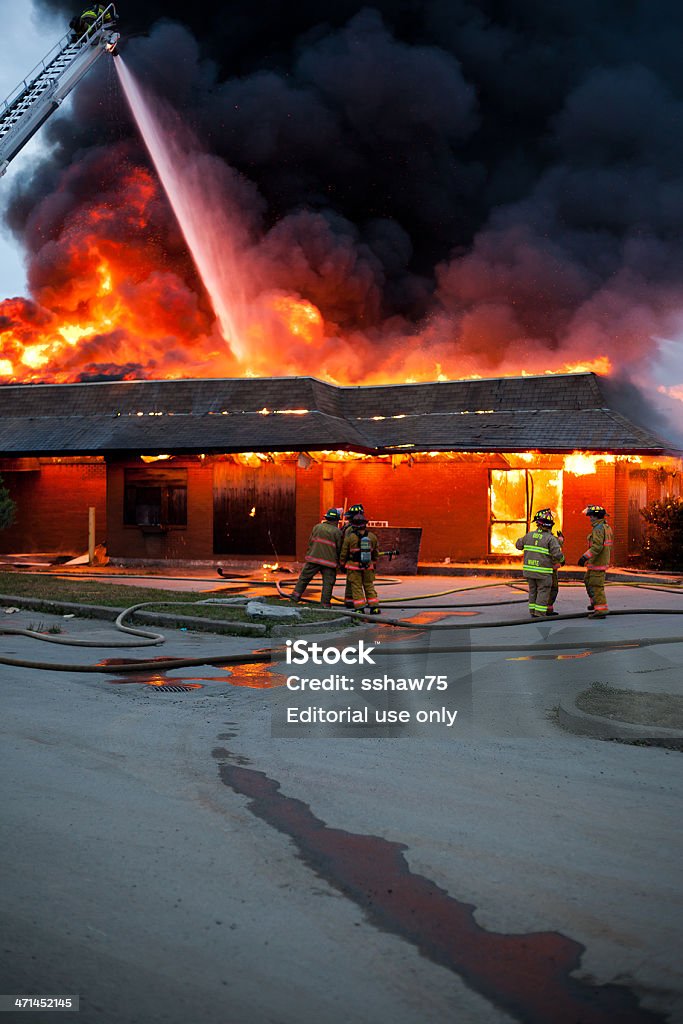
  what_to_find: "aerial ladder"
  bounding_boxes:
[0,4,120,177]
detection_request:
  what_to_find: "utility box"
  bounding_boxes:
[372,527,422,575]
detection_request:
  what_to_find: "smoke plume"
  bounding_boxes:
[1,0,682,441]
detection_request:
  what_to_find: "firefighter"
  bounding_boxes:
[290,508,342,609]
[70,4,116,38]
[577,505,613,618]
[342,503,365,608]
[340,515,381,613]
[515,510,564,618]
[535,508,565,616]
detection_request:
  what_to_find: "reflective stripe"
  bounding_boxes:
[524,544,551,553]
[524,566,553,574]
[306,557,338,568]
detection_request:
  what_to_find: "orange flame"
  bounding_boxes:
[562,451,644,475]
[0,163,620,387]
[563,452,616,476]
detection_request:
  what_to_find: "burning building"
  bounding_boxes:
[1,5,682,573]
[0,371,679,567]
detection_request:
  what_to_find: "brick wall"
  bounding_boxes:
[613,463,629,565]
[0,453,655,565]
[333,461,489,561]
[562,465,617,563]
[0,461,107,554]
[331,460,623,564]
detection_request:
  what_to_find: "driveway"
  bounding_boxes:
[1,577,681,1023]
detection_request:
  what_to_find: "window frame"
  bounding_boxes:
[488,468,563,555]
[123,468,188,530]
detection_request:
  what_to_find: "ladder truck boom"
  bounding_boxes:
[0,4,120,177]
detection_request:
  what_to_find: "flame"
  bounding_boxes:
[553,357,612,376]
[268,295,322,342]
[563,451,616,475]
[0,156,623,388]
[488,465,563,555]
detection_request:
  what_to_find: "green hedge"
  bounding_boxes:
[640,497,683,571]
[0,474,16,531]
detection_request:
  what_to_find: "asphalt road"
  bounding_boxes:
[1,578,682,1024]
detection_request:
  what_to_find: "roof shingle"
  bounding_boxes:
[0,373,675,456]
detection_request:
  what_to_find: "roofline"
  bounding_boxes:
[0,371,601,392]
[1,444,678,459]
[335,371,600,392]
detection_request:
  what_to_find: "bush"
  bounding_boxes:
[640,497,683,570]
[0,475,16,531]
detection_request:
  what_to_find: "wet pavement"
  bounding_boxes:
[1,577,682,1023]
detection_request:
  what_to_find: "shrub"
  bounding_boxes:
[0,475,16,531]
[640,497,683,570]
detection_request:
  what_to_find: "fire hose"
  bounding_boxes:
[1,582,683,673]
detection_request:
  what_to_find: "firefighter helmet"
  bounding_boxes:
[324,508,341,521]
[533,508,555,526]
[346,503,364,518]
[583,505,607,518]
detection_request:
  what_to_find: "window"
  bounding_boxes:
[489,468,562,554]
[124,468,187,527]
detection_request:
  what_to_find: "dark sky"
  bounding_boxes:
[4,0,683,433]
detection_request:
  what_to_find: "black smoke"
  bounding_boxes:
[6,0,683,439]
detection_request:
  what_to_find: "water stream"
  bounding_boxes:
[115,57,248,359]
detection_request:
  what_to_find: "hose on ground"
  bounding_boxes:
[0,597,265,649]
[274,577,683,630]
[1,575,682,674]
[2,629,683,673]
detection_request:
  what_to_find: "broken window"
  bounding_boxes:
[489,469,563,554]
[124,468,187,527]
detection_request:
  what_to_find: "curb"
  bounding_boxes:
[557,698,683,741]
[0,594,353,638]
[0,595,268,637]
[271,616,350,636]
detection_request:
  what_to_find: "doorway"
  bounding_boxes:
[213,461,296,556]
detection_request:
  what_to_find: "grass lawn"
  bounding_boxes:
[576,682,683,729]
[0,571,343,632]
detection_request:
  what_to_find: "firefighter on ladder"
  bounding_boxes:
[515,510,565,618]
[290,508,342,609]
[577,505,613,618]
[340,515,381,614]
[70,4,116,38]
